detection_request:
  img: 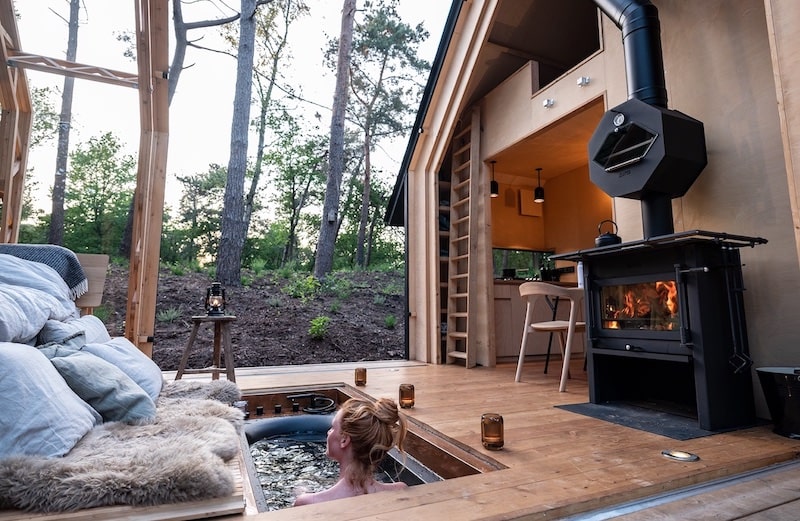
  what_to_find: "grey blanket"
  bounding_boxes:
[0,244,87,299]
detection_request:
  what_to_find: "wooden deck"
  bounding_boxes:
[3,359,797,520]
[219,359,799,520]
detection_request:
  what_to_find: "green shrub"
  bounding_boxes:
[380,282,404,296]
[250,258,267,277]
[329,300,341,313]
[284,274,321,302]
[322,273,354,299]
[384,315,397,329]
[309,316,331,340]
[166,262,186,276]
[156,307,181,323]
[373,294,386,306]
[91,304,111,322]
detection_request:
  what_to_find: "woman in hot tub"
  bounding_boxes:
[294,397,408,506]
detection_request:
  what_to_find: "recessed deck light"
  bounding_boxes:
[661,449,699,462]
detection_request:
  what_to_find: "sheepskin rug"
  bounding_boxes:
[0,380,244,513]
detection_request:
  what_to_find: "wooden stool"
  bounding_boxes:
[175,315,237,382]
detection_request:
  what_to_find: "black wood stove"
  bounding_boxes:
[556,231,766,431]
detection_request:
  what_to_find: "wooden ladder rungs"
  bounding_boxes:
[447,350,468,359]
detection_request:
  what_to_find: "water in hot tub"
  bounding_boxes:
[250,436,401,511]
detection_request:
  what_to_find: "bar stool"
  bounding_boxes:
[175,315,237,382]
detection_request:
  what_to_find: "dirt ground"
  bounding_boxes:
[100,264,407,371]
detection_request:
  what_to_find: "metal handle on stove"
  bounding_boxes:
[674,264,708,349]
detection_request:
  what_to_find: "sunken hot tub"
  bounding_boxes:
[238,383,506,512]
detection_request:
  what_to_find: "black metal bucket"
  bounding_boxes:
[756,367,800,439]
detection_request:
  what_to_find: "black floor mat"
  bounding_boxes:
[555,401,721,440]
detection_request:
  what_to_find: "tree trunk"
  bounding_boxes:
[217,0,258,286]
[313,0,356,279]
[47,0,79,246]
[355,133,371,268]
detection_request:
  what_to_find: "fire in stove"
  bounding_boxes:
[601,280,678,331]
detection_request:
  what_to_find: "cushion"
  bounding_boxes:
[0,285,76,344]
[37,319,86,350]
[37,315,110,349]
[81,337,163,401]
[47,350,157,424]
[0,343,101,458]
[74,315,112,344]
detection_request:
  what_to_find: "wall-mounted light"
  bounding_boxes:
[577,76,591,87]
[534,168,545,203]
[542,98,555,108]
[490,160,499,198]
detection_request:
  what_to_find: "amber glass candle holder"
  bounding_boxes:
[354,367,367,386]
[399,384,415,409]
[481,413,504,450]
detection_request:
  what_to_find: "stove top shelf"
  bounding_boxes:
[553,229,768,262]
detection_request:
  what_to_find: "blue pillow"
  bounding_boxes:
[81,337,163,401]
[0,343,101,458]
[48,351,157,424]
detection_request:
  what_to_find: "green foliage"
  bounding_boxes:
[321,272,353,299]
[283,274,321,302]
[308,315,330,340]
[250,258,268,277]
[380,281,404,296]
[90,305,112,323]
[373,294,386,306]
[384,315,397,329]
[156,307,181,323]
[328,300,341,314]
[263,111,328,268]
[63,132,136,253]
[160,165,227,266]
[166,262,186,276]
[30,86,59,149]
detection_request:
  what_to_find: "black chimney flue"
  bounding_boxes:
[594,0,667,107]
[590,0,706,239]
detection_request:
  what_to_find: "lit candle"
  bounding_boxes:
[354,367,367,386]
[399,384,415,408]
[481,413,504,450]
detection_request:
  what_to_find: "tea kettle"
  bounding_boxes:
[595,220,621,247]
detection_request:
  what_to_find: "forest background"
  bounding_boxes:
[8,0,449,366]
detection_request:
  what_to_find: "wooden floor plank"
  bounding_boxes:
[4,359,798,520]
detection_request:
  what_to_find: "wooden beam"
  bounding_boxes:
[125,0,169,356]
[7,51,139,88]
[0,0,31,244]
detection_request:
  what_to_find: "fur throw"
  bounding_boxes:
[0,380,244,513]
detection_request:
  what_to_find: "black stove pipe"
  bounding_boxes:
[594,0,674,237]
[594,0,667,108]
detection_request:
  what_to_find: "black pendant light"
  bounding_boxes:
[490,160,499,198]
[534,167,544,203]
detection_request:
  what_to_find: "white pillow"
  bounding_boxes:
[0,343,101,458]
[81,337,163,401]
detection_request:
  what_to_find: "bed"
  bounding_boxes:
[0,246,247,518]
